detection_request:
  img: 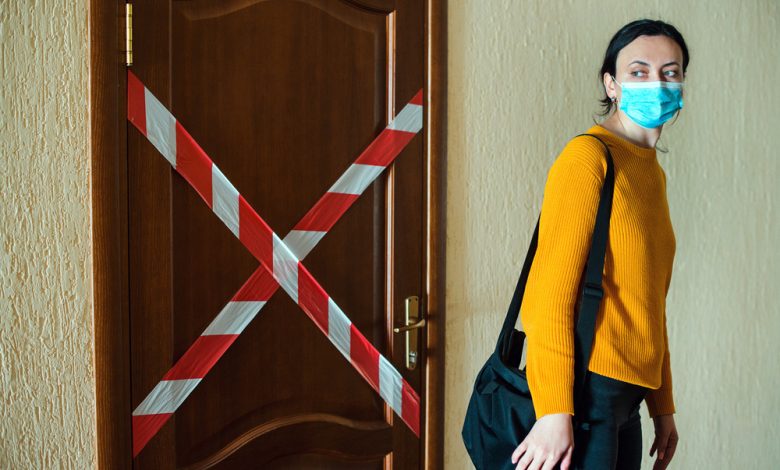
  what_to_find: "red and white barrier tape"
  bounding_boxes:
[127,70,423,456]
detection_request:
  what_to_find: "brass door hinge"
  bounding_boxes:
[125,3,133,66]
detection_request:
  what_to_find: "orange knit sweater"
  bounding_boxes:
[520,124,676,420]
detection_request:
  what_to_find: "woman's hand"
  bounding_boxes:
[649,414,678,469]
[510,413,574,470]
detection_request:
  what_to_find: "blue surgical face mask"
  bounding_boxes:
[612,76,684,129]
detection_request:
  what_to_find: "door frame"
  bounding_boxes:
[90,1,447,467]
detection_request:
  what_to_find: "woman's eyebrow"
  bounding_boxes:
[627,60,681,67]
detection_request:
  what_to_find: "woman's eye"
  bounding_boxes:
[630,70,646,77]
[664,70,679,77]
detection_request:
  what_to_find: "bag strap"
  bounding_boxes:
[495,133,615,411]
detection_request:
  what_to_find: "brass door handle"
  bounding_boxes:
[393,296,425,370]
[393,318,426,333]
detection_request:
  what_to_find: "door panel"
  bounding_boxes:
[128,0,425,468]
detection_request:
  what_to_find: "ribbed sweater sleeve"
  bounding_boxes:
[520,136,606,419]
[644,243,676,417]
[643,167,676,418]
[644,318,675,417]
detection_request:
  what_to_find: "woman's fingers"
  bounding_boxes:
[657,438,668,460]
[512,414,574,470]
[541,448,568,470]
[651,430,679,470]
[558,446,573,470]
[652,447,670,470]
[514,447,569,470]
[511,440,528,463]
[541,456,556,470]
[527,454,545,470]
[514,447,534,470]
[665,434,679,461]
[654,434,678,470]
[655,432,669,461]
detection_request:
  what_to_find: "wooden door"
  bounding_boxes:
[126,0,430,468]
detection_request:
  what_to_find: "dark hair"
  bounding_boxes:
[598,19,690,116]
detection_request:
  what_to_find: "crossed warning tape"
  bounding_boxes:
[127,70,423,456]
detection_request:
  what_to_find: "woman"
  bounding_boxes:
[510,20,688,470]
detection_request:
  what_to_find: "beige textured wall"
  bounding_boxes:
[446,1,779,469]
[0,0,96,468]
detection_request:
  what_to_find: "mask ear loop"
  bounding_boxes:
[667,80,686,127]
[607,75,620,110]
[657,82,684,153]
[667,105,683,127]
[606,74,633,132]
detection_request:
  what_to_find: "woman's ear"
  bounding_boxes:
[603,72,617,101]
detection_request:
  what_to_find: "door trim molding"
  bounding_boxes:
[90,1,447,467]
[423,0,447,468]
[91,1,133,467]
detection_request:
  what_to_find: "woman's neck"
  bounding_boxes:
[600,112,662,149]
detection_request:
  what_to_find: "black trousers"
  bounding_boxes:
[568,370,650,470]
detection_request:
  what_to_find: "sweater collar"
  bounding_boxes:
[587,124,658,160]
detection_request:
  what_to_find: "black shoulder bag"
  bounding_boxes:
[461,134,615,470]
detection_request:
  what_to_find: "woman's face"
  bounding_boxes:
[604,34,685,104]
